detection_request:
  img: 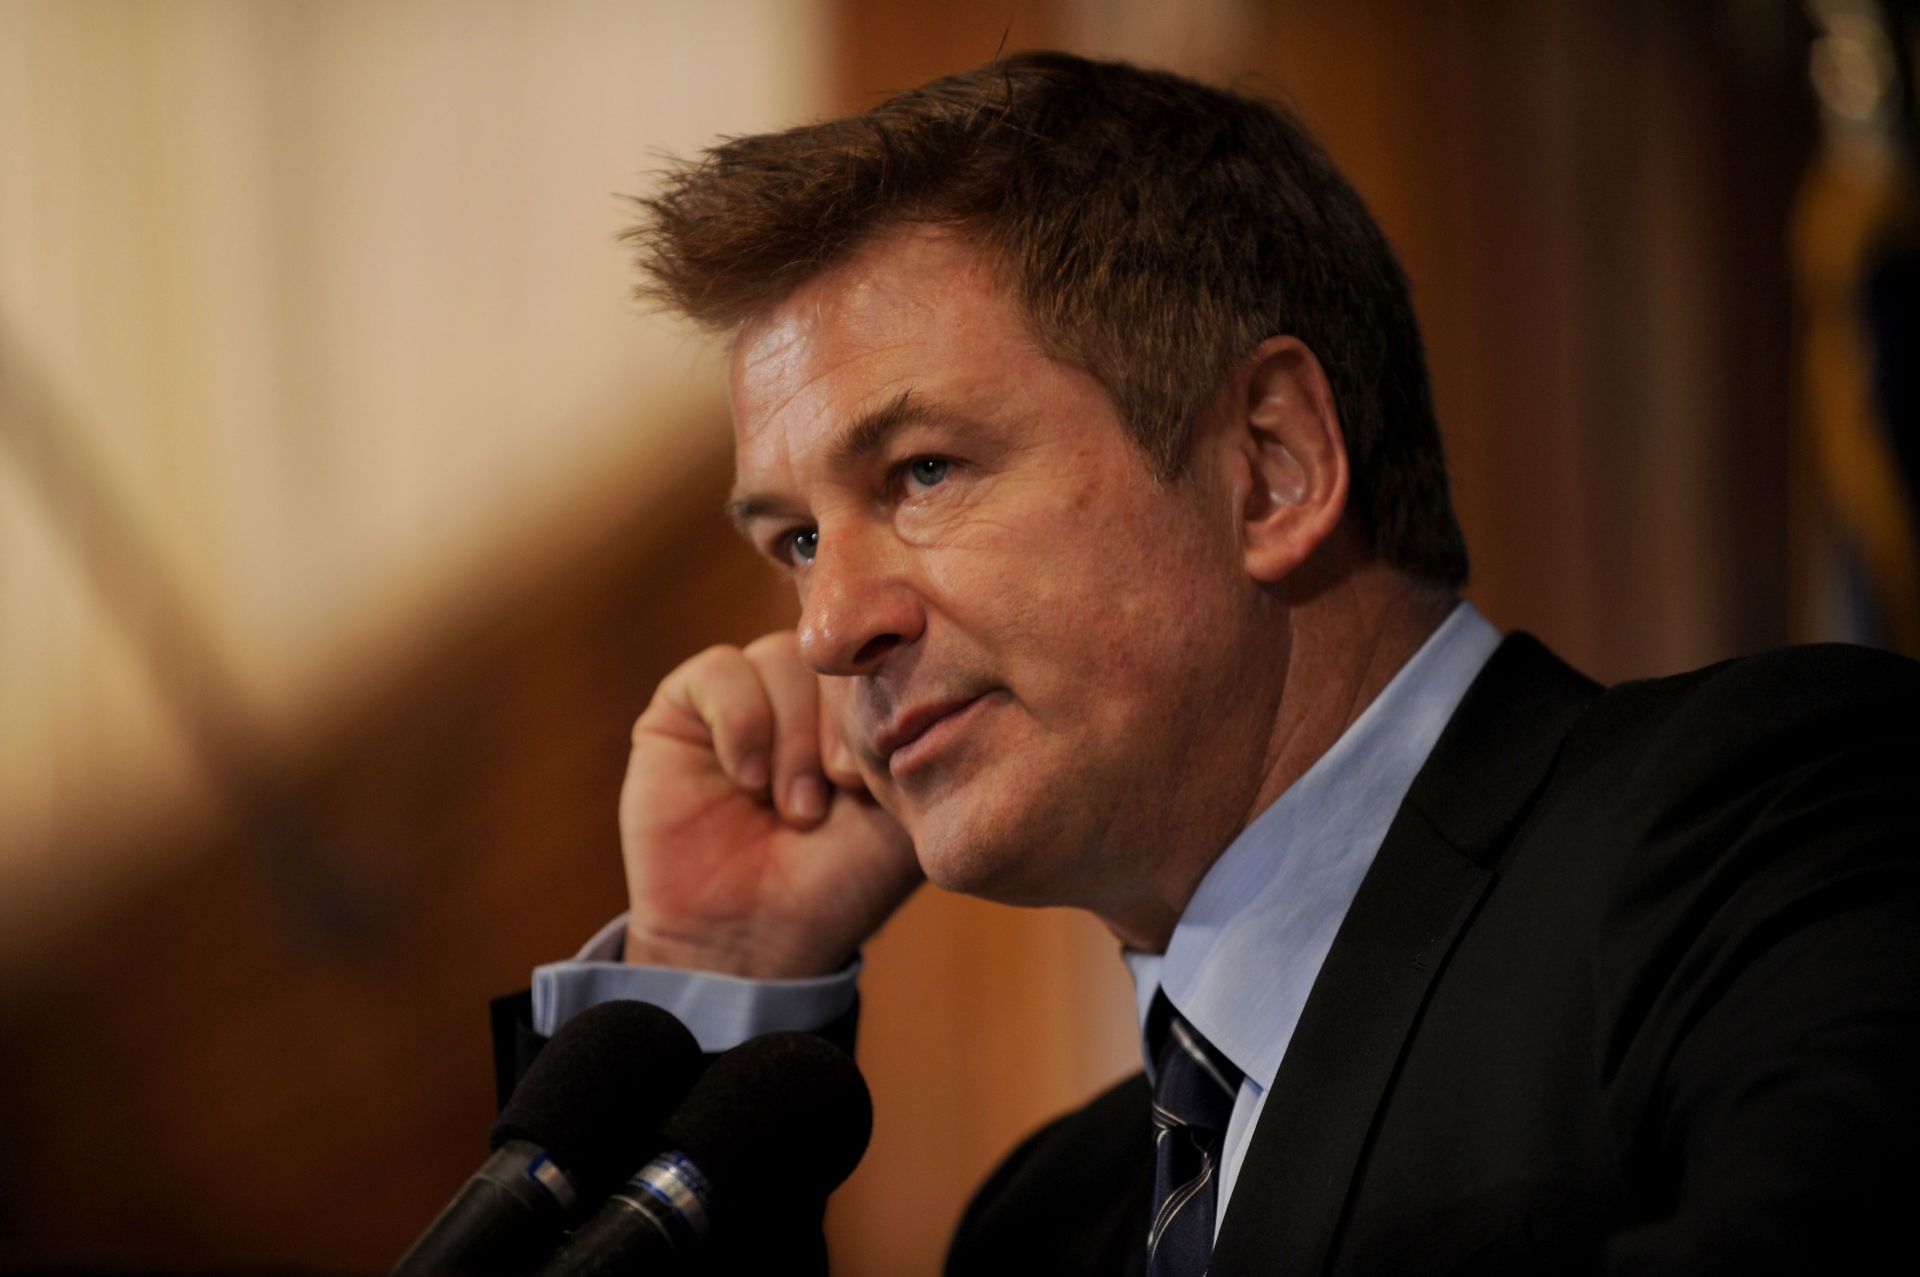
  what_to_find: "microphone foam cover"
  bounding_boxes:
[490,999,704,1196]
[661,1030,873,1216]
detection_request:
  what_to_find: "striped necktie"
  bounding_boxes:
[1147,991,1244,1276]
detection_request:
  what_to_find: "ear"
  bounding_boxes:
[1229,336,1350,583]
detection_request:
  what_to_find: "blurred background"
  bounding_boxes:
[3,0,1917,1273]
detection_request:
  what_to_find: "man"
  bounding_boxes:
[502,52,1920,1274]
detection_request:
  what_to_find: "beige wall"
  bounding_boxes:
[0,0,826,955]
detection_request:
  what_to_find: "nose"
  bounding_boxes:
[795,526,925,676]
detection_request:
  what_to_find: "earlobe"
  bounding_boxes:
[1236,337,1350,583]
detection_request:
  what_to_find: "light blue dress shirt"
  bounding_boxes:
[532,912,860,1047]
[1124,600,1500,1230]
[533,602,1502,1234]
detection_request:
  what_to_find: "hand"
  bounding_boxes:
[618,631,921,978]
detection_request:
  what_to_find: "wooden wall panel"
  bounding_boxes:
[0,4,1817,1275]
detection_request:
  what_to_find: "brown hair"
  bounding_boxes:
[626,50,1469,586]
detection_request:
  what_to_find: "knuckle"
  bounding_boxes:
[687,642,745,676]
[652,644,741,707]
[741,630,797,662]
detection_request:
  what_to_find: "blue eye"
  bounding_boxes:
[907,457,950,488]
[785,529,818,564]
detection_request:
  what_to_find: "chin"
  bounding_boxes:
[908,807,1076,908]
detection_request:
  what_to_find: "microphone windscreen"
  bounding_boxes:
[659,1031,872,1215]
[490,999,704,1196]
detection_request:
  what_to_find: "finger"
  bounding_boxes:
[655,644,776,794]
[744,631,829,825]
[817,680,869,793]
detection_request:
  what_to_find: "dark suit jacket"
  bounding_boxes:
[946,635,1920,1275]
[499,635,1919,1274]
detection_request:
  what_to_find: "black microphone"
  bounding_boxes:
[392,1000,704,1277]
[535,1031,873,1276]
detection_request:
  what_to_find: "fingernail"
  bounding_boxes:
[790,774,827,821]
[738,753,769,789]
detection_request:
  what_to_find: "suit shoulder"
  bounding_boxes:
[1530,641,1919,922]
[1606,640,1917,715]
[1556,649,1920,1257]
[1574,642,1920,771]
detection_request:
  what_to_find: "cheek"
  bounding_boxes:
[918,459,1233,695]
[1062,515,1239,711]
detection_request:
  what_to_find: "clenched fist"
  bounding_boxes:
[619,631,921,978]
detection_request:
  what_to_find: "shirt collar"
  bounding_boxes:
[1123,601,1502,1086]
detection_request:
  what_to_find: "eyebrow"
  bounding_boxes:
[725,388,958,531]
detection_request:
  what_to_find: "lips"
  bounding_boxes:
[872,693,988,772]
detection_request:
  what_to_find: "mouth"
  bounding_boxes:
[874,692,994,778]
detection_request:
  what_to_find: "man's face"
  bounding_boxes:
[728,229,1271,914]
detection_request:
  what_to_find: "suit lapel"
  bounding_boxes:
[1210,635,1599,1276]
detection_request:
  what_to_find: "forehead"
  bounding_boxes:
[727,228,1049,470]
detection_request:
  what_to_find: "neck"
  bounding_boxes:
[1249,563,1457,826]
[1104,557,1456,953]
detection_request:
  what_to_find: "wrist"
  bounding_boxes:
[623,918,851,980]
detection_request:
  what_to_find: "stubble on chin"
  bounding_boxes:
[900,767,1095,908]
